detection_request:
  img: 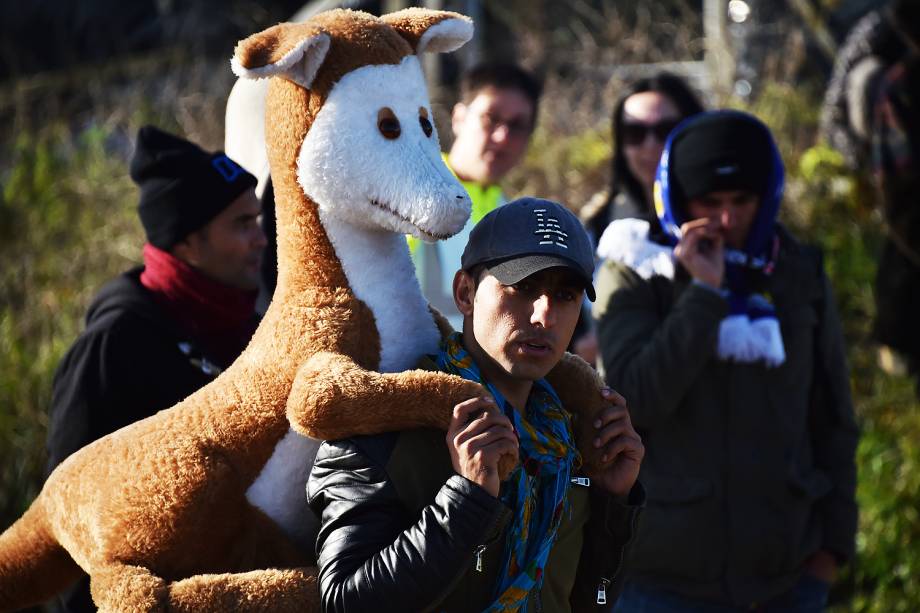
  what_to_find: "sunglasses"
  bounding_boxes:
[620,120,680,146]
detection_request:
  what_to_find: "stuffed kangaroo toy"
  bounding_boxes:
[0,8,609,612]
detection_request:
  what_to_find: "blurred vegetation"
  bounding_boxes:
[1,2,918,611]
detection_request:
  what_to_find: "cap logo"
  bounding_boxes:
[533,208,568,248]
[212,154,244,183]
[715,164,738,175]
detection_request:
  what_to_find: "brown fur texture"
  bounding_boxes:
[0,8,611,611]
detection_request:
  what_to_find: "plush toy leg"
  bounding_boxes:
[89,501,315,612]
[90,563,320,612]
[90,562,169,612]
[89,557,318,612]
[544,352,609,472]
[0,499,82,611]
[287,351,519,479]
[168,568,319,612]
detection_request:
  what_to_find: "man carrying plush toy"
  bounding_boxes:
[45,125,266,612]
[309,197,645,612]
[409,63,542,330]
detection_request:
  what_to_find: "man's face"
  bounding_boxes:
[686,190,759,250]
[450,86,535,185]
[174,189,267,290]
[455,266,583,387]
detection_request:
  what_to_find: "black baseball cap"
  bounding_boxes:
[461,197,596,301]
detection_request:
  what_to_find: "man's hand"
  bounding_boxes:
[804,549,838,584]
[447,397,519,497]
[673,218,725,289]
[584,388,644,500]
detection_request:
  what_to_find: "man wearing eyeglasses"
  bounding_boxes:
[410,62,542,330]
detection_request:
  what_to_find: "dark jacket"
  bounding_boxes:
[308,427,644,613]
[46,267,230,472]
[46,267,244,612]
[593,229,859,607]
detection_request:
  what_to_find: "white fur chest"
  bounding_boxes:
[320,215,442,371]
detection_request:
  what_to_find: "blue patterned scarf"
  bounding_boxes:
[432,333,580,611]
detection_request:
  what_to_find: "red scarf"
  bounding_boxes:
[140,243,258,367]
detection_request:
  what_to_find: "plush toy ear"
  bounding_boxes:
[231,23,331,89]
[380,8,473,55]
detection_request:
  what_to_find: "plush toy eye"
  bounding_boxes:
[377,107,401,140]
[419,107,433,138]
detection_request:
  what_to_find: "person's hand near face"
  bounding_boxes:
[673,217,725,289]
[446,396,519,497]
[674,189,760,289]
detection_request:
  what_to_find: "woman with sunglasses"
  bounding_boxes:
[569,74,703,366]
[583,73,704,245]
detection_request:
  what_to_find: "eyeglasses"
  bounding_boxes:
[478,112,533,138]
[620,120,680,146]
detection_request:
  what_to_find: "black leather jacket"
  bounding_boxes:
[308,428,643,613]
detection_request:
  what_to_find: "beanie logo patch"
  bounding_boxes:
[212,155,245,183]
[533,208,568,248]
[715,164,738,175]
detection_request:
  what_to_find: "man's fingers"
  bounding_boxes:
[680,218,720,235]
[592,403,631,429]
[449,397,500,436]
[592,420,629,448]
[599,387,627,406]
[452,396,494,421]
[599,434,645,464]
[453,412,515,448]
[464,424,519,450]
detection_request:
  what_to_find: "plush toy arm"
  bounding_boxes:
[544,352,612,472]
[287,351,487,440]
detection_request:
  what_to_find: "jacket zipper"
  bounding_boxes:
[596,578,610,605]
[422,507,510,612]
[474,544,487,572]
[596,503,642,606]
[472,521,506,573]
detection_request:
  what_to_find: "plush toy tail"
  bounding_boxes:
[0,498,82,611]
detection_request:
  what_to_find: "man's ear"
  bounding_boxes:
[170,234,201,268]
[451,102,467,139]
[453,269,475,316]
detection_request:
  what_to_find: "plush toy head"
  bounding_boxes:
[232,9,474,243]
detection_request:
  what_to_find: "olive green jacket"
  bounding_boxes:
[593,228,858,607]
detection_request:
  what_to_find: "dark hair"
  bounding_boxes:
[465,264,489,289]
[609,73,704,207]
[460,62,543,123]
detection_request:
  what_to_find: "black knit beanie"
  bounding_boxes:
[668,113,773,211]
[130,126,257,249]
